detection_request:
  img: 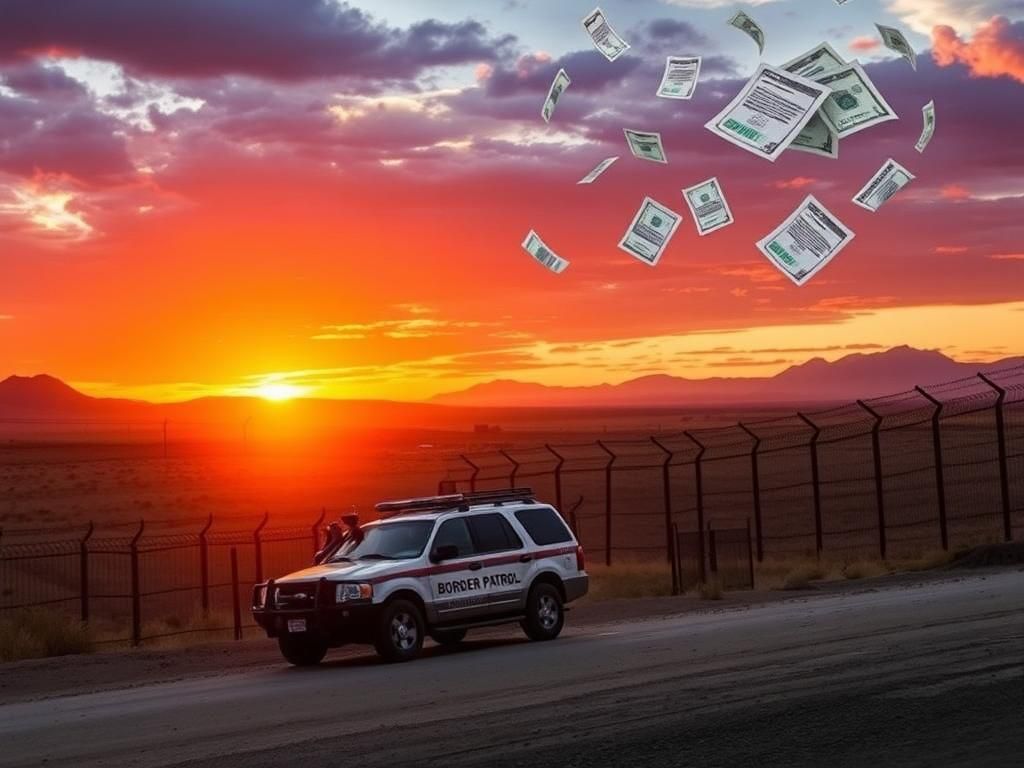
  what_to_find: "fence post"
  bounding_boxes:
[746,518,755,589]
[915,385,949,551]
[199,514,213,615]
[978,373,1013,541]
[650,437,676,564]
[596,441,616,567]
[130,518,145,647]
[797,412,824,556]
[79,521,94,623]
[707,523,718,576]
[857,400,887,560]
[670,522,680,595]
[737,423,764,562]
[498,449,520,489]
[684,431,707,583]
[545,444,566,520]
[461,454,480,492]
[230,547,242,641]
[253,512,269,584]
[311,509,326,555]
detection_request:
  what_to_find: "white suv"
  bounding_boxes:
[252,488,588,664]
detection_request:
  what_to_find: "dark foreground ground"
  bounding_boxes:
[1,569,1021,768]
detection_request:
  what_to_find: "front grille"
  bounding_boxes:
[274,582,318,609]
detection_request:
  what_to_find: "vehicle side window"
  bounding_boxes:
[468,513,523,554]
[432,518,475,558]
[514,507,573,545]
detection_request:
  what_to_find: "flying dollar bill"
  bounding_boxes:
[781,44,845,159]
[577,156,619,184]
[876,23,917,71]
[541,69,571,124]
[757,195,855,286]
[682,177,734,236]
[790,112,839,159]
[781,42,846,79]
[916,100,935,153]
[852,158,916,213]
[657,56,702,99]
[582,7,630,62]
[815,62,898,138]
[704,64,830,162]
[618,197,682,267]
[623,128,668,163]
[728,11,765,55]
[521,230,569,274]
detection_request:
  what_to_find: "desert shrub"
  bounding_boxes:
[698,577,723,600]
[586,561,673,600]
[842,560,889,580]
[0,609,94,662]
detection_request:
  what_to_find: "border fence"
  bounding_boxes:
[439,366,1024,567]
[2,365,1023,645]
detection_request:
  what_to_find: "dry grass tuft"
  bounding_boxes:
[842,560,890,580]
[697,577,724,600]
[896,549,956,572]
[586,561,674,600]
[0,609,95,662]
[781,563,827,591]
[139,611,239,647]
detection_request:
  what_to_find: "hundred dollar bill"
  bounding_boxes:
[618,197,682,267]
[876,23,917,71]
[623,128,667,163]
[682,177,734,236]
[789,112,839,159]
[657,56,702,99]
[781,42,846,79]
[852,157,915,212]
[728,11,765,55]
[521,230,569,274]
[757,195,855,286]
[577,156,619,185]
[582,7,630,62]
[916,100,935,153]
[541,68,571,124]
[704,64,830,162]
[815,62,898,138]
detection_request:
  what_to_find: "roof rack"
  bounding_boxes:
[376,487,536,518]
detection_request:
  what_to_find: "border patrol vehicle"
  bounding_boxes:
[252,488,588,664]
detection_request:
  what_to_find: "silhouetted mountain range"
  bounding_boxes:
[1,348,1020,424]
[429,347,1023,407]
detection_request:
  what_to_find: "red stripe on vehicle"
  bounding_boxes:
[367,545,576,585]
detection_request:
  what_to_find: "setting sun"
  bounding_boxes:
[252,383,307,401]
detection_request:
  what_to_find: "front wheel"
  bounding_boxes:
[374,599,425,662]
[521,582,564,641]
[278,633,328,666]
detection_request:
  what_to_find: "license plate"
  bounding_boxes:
[287,619,307,633]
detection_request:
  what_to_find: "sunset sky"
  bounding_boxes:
[1,0,1023,402]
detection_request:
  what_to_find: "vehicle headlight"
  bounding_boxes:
[254,584,268,608]
[335,583,373,603]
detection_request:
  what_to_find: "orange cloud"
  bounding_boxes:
[773,176,816,190]
[934,245,968,254]
[850,36,881,53]
[940,184,971,200]
[933,16,1024,84]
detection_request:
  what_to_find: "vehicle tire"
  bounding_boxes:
[374,599,425,662]
[278,634,328,666]
[430,629,467,647]
[521,582,564,641]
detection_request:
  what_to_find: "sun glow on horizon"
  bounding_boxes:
[252,382,309,402]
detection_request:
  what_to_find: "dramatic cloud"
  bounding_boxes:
[933,16,1024,84]
[0,0,514,81]
[887,0,1024,36]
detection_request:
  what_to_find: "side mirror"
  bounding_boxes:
[431,544,460,563]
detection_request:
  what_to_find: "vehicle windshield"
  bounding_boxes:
[330,520,435,562]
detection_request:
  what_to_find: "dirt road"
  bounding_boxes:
[1,570,1021,767]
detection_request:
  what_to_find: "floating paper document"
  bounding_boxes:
[757,195,855,286]
[623,128,668,163]
[521,230,569,274]
[618,197,682,267]
[682,178,734,236]
[582,7,630,62]
[916,101,935,153]
[577,156,619,185]
[815,62,898,138]
[542,69,571,124]
[852,158,915,213]
[657,56,702,99]
[728,11,765,55]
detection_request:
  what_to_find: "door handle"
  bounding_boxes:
[519,554,533,563]
[468,562,482,571]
